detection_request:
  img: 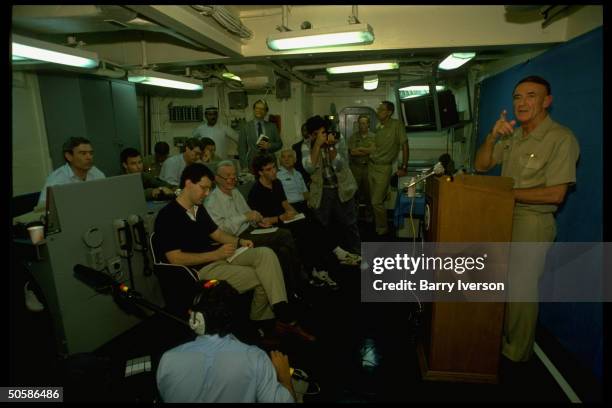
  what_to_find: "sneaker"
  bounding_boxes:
[312,270,339,290]
[24,282,44,312]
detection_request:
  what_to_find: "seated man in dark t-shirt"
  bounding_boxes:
[154,163,315,342]
[248,155,345,290]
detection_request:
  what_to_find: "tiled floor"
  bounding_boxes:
[9,216,602,402]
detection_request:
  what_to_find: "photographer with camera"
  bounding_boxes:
[301,115,361,256]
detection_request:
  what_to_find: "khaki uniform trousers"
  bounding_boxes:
[502,211,556,361]
[351,163,372,217]
[197,247,287,321]
[368,163,393,234]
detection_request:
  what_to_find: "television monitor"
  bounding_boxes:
[401,89,460,131]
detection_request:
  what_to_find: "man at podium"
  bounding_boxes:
[474,75,580,362]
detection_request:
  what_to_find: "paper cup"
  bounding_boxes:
[27,225,45,244]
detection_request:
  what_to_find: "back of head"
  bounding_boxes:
[191,280,239,337]
[155,141,170,156]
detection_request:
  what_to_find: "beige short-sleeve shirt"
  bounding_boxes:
[370,118,407,165]
[492,115,579,213]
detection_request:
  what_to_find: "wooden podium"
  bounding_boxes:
[417,174,514,383]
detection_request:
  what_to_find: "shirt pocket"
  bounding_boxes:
[518,152,546,186]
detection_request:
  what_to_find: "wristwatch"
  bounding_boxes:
[400,163,408,170]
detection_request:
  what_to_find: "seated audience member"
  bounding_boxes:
[37,136,105,208]
[29,136,105,312]
[143,141,170,178]
[120,147,177,200]
[200,137,223,163]
[204,160,306,299]
[159,137,203,186]
[154,163,315,342]
[291,123,311,186]
[192,106,239,160]
[248,155,356,289]
[277,149,310,214]
[157,279,295,403]
[302,115,361,255]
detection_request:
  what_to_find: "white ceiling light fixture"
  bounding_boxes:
[363,74,378,91]
[438,52,476,70]
[327,61,399,75]
[399,85,446,99]
[11,33,99,69]
[267,23,374,51]
[222,72,242,82]
[128,69,203,91]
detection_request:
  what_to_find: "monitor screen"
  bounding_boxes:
[401,89,459,131]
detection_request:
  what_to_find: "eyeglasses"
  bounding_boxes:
[217,174,238,182]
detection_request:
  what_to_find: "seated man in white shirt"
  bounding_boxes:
[192,106,239,160]
[159,137,203,186]
[157,279,296,403]
[204,160,310,299]
[29,136,105,312]
[37,136,106,208]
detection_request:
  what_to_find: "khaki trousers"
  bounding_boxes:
[197,247,287,321]
[368,163,393,234]
[351,163,372,217]
[502,211,556,362]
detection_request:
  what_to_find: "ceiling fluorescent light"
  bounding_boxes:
[267,23,374,51]
[399,85,445,99]
[327,61,398,75]
[438,52,476,70]
[222,72,242,82]
[128,69,203,91]
[11,34,99,69]
[363,75,378,90]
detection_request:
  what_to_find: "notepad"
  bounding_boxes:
[227,246,250,263]
[250,227,278,235]
[282,213,306,224]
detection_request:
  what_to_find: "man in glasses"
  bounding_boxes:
[204,160,306,300]
[155,163,315,342]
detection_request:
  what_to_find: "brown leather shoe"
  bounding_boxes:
[275,321,317,342]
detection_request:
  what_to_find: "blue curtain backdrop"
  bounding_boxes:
[475,27,603,380]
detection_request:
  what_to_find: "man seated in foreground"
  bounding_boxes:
[157,279,295,403]
[154,163,315,342]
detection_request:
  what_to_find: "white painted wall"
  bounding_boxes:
[12,72,52,196]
